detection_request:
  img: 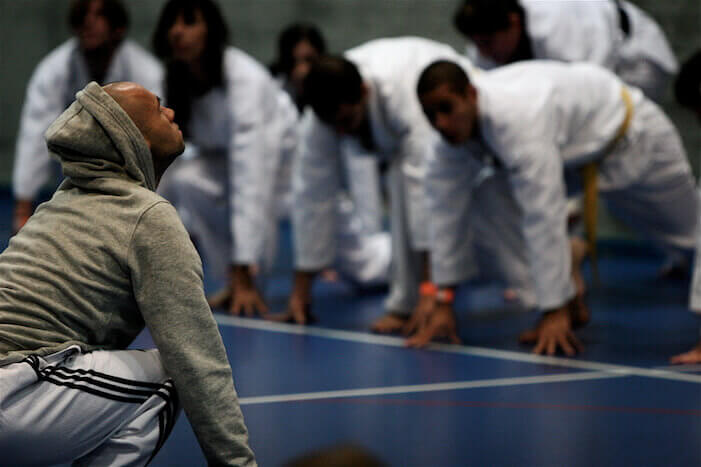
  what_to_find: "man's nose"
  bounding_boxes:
[163,107,175,121]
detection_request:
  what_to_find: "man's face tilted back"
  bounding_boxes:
[103,82,186,173]
[419,83,478,145]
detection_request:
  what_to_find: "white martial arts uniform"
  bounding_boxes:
[427,61,698,309]
[293,37,475,313]
[159,47,283,283]
[13,38,163,201]
[690,191,701,312]
[466,0,678,101]
[270,82,391,287]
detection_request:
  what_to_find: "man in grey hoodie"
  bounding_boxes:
[0,81,256,466]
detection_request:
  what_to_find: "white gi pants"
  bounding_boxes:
[0,346,179,466]
[689,187,701,312]
[598,98,699,257]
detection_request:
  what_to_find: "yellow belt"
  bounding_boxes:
[580,87,634,280]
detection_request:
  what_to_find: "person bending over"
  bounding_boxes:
[415,60,697,354]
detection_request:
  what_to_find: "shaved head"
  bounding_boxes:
[103,81,185,181]
[103,81,153,131]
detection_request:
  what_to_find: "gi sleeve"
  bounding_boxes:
[13,63,67,200]
[128,202,256,466]
[292,111,342,270]
[227,66,279,265]
[506,143,575,309]
[425,144,481,286]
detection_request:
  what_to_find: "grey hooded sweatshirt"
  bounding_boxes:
[0,82,256,466]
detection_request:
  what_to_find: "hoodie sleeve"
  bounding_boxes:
[127,201,256,466]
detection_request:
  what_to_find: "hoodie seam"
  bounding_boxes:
[83,92,144,156]
[125,200,170,273]
[46,107,84,157]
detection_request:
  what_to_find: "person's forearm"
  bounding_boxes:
[292,269,317,300]
[419,251,431,282]
[231,264,254,288]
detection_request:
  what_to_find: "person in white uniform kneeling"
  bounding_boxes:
[287,37,534,330]
[12,0,162,234]
[453,0,678,102]
[414,60,698,354]
[153,0,285,315]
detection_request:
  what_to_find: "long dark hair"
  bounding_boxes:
[270,22,326,77]
[152,0,229,136]
[69,0,129,32]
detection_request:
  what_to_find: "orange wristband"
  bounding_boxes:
[436,288,455,304]
[419,281,437,297]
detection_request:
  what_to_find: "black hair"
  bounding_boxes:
[675,51,701,110]
[152,0,229,137]
[303,55,364,124]
[270,22,326,77]
[69,0,129,31]
[417,60,472,97]
[453,0,524,36]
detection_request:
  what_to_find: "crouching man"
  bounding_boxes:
[0,82,255,466]
[415,60,698,354]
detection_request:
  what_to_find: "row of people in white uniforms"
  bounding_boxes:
[11,0,392,316]
[11,0,697,357]
[151,4,391,315]
[290,36,699,356]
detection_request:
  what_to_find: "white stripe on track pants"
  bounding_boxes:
[0,346,179,466]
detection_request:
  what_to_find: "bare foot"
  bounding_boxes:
[371,314,407,334]
[670,342,701,364]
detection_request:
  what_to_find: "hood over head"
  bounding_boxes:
[45,81,157,191]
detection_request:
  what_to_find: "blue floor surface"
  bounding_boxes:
[2,190,700,466]
[133,228,701,466]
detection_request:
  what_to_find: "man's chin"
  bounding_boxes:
[174,143,186,158]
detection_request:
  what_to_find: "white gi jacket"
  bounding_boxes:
[428,61,696,310]
[13,38,163,200]
[163,47,282,274]
[293,37,472,312]
[467,0,678,100]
